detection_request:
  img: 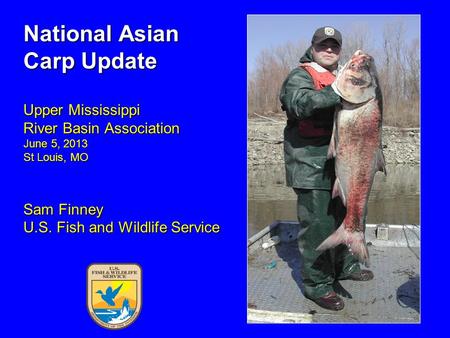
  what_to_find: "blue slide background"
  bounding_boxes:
[1,0,440,336]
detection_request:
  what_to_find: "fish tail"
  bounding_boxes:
[316,224,348,252]
[316,224,370,267]
[347,231,370,268]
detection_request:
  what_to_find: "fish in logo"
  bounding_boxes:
[87,264,142,329]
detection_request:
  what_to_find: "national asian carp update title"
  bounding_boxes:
[23,24,179,74]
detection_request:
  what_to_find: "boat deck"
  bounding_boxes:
[247,221,420,323]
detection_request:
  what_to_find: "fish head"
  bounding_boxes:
[334,50,377,104]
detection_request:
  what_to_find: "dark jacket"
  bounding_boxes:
[279,47,341,189]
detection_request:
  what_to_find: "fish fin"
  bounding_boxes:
[332,178,346,206]
[327,111,338,159]
[316,225,370,268]
[327,135,336,159]
[376,149,387,175]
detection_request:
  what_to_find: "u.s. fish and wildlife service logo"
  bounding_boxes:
[87,264,142,329]
[324,27,335,36]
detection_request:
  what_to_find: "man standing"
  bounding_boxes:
[279,27,373,311]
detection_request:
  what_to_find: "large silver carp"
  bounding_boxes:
[316,50,386,267]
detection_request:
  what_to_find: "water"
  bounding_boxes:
[248,164,420,237]
[94,308,134,324]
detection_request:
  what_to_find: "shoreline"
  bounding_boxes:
[248,119,420,167]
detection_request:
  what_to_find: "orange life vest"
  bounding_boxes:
[298,63,336,137]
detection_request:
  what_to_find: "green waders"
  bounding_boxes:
[294,188,361,299]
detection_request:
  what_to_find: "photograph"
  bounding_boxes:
[247,15,420,323]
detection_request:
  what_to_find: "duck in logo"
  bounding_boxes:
[87,264,142,329]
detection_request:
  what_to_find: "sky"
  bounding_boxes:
[247,15,420,72]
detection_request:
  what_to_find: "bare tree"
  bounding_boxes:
[379,21,419,126]
[248,40,307,117]
[247,20,420,127]
[341,23,373,61]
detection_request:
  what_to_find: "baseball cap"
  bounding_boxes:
[311,26,342,46]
